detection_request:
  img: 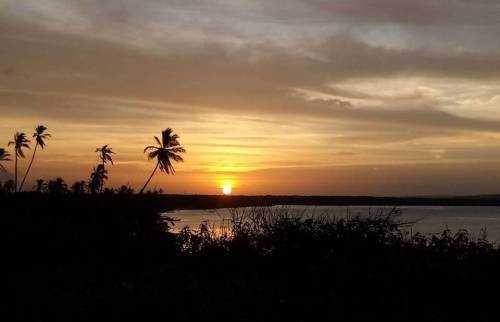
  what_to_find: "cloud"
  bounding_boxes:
[2,22,500,130]
[1,1,500,194]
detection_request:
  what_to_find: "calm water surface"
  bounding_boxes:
[165,205,500,242]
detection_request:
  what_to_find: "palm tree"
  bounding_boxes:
[8,132,30,192]
[88,164,108,194]
[19,125,51,191]
[95,144,114,192]
[0,148,11,172]
[140,128,185,194]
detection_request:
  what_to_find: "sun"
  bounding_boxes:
[222,184,232,195]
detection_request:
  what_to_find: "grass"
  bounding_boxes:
[2,194,500,321]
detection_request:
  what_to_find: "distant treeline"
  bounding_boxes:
[5,189,500,209]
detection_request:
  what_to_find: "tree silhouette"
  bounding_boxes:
[8,132,30,192]
[117,184,134,195]
[140,128,185,194]
[47,177,68,194]
[71,181,87,194]
[88,164,108,194]
[34,179,46,193]
[3,179,15,193]
[95,145,114,192]
[19,125,51,191]
[0,148,11,172]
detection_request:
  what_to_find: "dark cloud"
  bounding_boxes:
[1,21,500,134]
[305,0,500,25]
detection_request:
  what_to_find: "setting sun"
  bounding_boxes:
[222,184,232,195]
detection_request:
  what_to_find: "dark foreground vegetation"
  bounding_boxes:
[3,194,500,322]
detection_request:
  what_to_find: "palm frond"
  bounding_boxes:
[0,148,10,172]
[148,150,159,160]
[35,125,47,135]
[168,146,186,153]
[0,148,11,161]
[144,146,158,153]
[96,144,114,164]
[168,152,184,162]
[10,132,31,157]
[34,126,51,149]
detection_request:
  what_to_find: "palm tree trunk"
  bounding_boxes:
[19,143,38,192]
[100,160,105,193]
[14,153,17,193]
[140,161,159,194]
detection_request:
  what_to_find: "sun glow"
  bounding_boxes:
[222,184,232,195]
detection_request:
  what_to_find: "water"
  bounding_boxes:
[164,205,500,242]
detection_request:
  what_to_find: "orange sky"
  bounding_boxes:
[2,1,500,195]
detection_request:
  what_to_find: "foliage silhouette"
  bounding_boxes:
[0,147,11,172]
[140,128,185,194]
[2,199,499,322]
[71,180,87,194]
[95,144,114,192]
[19,125,51,191]
[33,178,46,193]
[88,164,108,194]
[46,177,68,194]
[8,132,30,192]
[117,184,135,195]
[0,179,15,193]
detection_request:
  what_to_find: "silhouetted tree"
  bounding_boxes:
[88,164,108,194]
[103,187,115,195]
[117,184,134,195]
[33,179,46,193]
[19,125,51,191]
[146,187,164,195]
[2,179,15,193]
[95,145,114,192]
[46,177,68,194]
[8,132,30,192]
[140,128,185,194]
[71,180,87,194]
[0,148,11,172]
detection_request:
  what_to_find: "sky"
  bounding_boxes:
[1,0,500,195]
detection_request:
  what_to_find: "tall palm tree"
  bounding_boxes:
[140,128,185,194]
[8,132,30,192]
[19,125,51,191]
[95,144,114,192]
[88,164,108,194]
[0,148,11,172]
